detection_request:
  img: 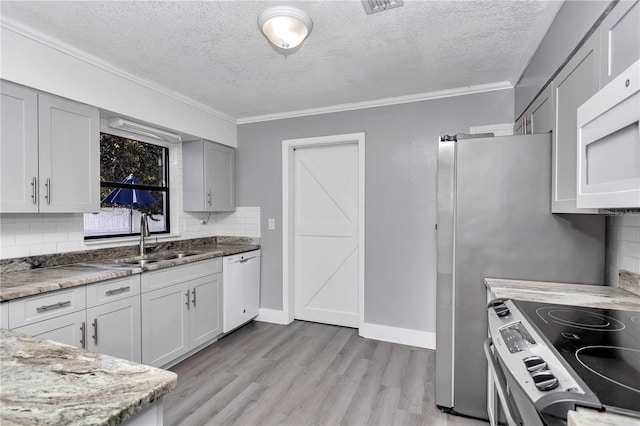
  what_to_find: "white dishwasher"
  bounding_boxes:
[222,249,260,333]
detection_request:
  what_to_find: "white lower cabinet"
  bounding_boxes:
[5,259,223,368]
[6,276,142,363]
[86,296,141,362]
[141,282,190,367]
[13,310,87,348]
[141,259,223,367]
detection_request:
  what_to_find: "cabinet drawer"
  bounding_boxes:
[86,275,141,308]
[141,258,221,293]
[8,286,86,329]
[12,310,86,349]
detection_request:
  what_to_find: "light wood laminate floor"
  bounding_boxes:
[164,320,487,426]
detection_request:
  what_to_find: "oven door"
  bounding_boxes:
[484,338,547,426]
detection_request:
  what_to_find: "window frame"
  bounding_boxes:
[84,132,171,240]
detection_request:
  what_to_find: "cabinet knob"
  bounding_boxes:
[625,79,630,87]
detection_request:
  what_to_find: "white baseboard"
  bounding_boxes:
[359,322,436,349]
[255,308,291,325]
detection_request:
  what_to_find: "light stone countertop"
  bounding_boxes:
[0,243,259,302]
[484,278,640,311]
[485,277,640,425]
[0,328,177,425]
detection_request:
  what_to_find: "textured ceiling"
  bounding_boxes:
[0,0,562,122]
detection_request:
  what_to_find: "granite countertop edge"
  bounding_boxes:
[484,277,640,311]
[0,244,260,302]
[0,329,177,426]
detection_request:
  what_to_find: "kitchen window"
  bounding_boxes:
[83,133,170,239]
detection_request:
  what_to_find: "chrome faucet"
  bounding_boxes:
[140,213,150,257]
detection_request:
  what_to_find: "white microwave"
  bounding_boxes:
[577,59,640,209]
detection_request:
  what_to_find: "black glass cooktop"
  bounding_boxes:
[513,300,640,416]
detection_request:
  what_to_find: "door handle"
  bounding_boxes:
[105,286,130,296]
[192,288,196,307]
[44,178,51,204]
[91,318,98,344]
[31,177,37,204]
[185,289,190,310]
[207,191,212,206]
[36,300,71,312]
[80,322,86,349]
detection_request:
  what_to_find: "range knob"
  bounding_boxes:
[523,355,548,372]
[531,370,559,391]
[493,303,510,317]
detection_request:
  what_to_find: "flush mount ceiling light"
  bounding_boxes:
[257,6,313,50]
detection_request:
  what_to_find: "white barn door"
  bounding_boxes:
[293,143,359,327]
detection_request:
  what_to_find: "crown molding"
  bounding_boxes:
[0,16,236,125]
[1,16,514,127]
[237,81,513,124]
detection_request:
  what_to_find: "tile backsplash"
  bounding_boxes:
[605,212,640,286]
[0,207,260,259]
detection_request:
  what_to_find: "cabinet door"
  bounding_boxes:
[529,83,554,134]
[38,93,100,213]
[141,283,189,367]
[86,296,141,363]
[552,30,600,214]
[204,141,236,212]
[189,273,222,348]
[600,0,640,86]
[514,117,524,135]
[12,311,86,349]
[0,81,39,213]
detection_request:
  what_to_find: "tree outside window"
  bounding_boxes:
[84,133,170,238]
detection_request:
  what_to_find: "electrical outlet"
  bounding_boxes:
[268,218,276,230]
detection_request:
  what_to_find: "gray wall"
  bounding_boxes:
[237,89,514,332]
[514,0,611,118]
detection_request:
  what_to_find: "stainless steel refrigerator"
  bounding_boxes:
[434,133,605,420]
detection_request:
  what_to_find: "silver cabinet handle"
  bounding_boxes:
[105,286,130,296]
[36,300,71,312]
[207,190,212,206]
[44,178,51,204]
[31,177,37,204]
[185,289,190,310]
[192,288,196,307]
[91,318,98,344]
[80,322,86,349]
[483,338,522,426]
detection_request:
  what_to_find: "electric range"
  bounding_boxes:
[486,298,640,425]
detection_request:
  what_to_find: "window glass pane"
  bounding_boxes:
[100,134,166,186]
[84,133,170,239]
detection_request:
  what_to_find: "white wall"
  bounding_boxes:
[0,20,237,147]
[606,214,640,286]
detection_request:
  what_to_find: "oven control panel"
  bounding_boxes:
[487,300,587,402]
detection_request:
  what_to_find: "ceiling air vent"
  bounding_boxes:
[361,0,403,15]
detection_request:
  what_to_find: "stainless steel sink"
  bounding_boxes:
[148,250,204,261]
[100,250,205,269]
[112,258,161,267]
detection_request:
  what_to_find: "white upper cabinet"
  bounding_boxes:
[552,30,601,214]
[600,0,640,86]
[183,139,236,212]
[0,81,100,213]
[1,81,39,212]
[528,83,554,135]
[515,83,554,136]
